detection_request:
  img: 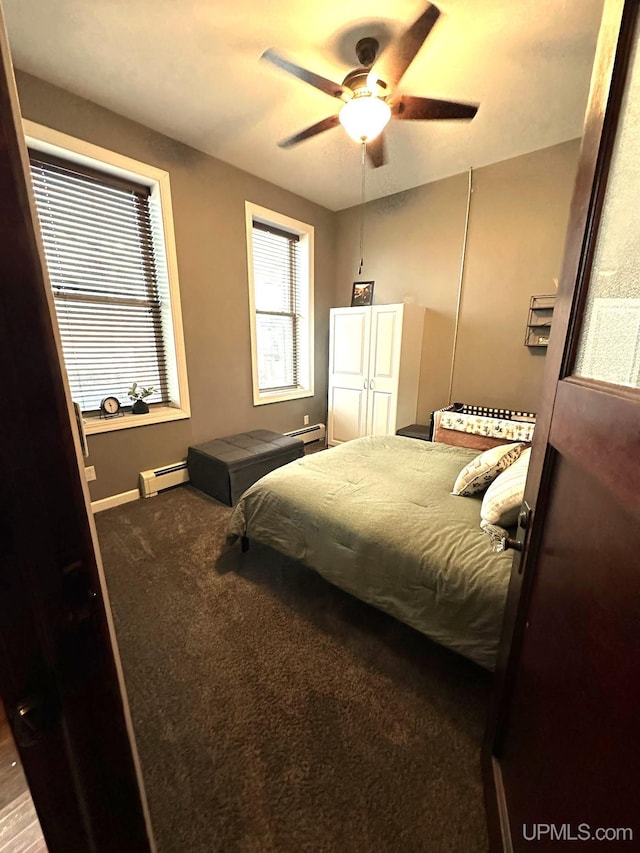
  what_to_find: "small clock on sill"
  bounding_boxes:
[100,396,124,419]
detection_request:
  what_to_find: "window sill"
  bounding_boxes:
[83,405,190,435]
[253,388,314,406]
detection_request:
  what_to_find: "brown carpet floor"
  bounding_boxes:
[95,485,491,853]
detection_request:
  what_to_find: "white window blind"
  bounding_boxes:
[252,222,302,392]
[29,153,168,413]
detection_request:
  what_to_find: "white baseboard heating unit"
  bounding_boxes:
[285,423,326,445]
[139,461,189,498]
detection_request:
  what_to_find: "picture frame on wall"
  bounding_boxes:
[351,281,375,307]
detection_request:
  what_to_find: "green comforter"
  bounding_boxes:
[227,435,513,669]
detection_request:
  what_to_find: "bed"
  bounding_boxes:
[226,431,517,670]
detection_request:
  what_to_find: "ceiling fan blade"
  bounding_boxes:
[366,133,387,168]
[277,115,341,149]
[392,95,478,121]
[375,3,441,89]
[261,49,350,100]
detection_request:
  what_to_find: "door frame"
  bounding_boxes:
[0,6,154,851]
[482,0,637,846]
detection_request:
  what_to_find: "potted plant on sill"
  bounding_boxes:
[128,382,155,415]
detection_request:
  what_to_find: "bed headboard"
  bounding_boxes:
[432,403,536,451]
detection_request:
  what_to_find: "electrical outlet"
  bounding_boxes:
[84,466,96,482]
[303,414,310,426]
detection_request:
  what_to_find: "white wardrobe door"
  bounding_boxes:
[366,305,402,435]
[328,307,371,444]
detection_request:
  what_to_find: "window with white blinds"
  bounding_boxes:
[245,203,314,405]
[252,223,301,392]
[30,153,168,413]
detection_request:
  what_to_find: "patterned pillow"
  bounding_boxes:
[481,448,532,527]
[452,443,525,497]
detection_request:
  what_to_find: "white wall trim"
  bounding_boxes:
[83,405,189,435]
[91,489,140,514]
[23,118,170,187]
[23,119,191,427]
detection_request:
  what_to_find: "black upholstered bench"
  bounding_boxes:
[187,429,304,506]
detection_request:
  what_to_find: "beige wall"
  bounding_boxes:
[16,72,336,501]
[17,69,580,501]
[335,139,581,419]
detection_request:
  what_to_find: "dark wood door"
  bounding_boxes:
[0,8,152,852]
[484,0,640,849]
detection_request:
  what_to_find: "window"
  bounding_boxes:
[245,202,314,405]
[25,121,189,434]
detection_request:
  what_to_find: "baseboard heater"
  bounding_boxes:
[285,423,326,445]
[139,461,189,498]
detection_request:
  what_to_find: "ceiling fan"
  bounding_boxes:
[261,2,478,168]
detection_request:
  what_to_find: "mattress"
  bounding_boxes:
[227,435,513,669]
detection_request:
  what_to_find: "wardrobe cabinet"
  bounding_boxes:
[328,303,425,446]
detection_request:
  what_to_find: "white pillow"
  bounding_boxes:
[452,442,525,497]
[481,448,532,527]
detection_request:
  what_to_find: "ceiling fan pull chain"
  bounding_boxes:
[358,140,366,275]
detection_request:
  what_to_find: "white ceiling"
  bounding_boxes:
[3,0,604,211]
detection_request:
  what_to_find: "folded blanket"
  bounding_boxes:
[439,411,535,443]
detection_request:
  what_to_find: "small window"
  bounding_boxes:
[245,202,314,405]
[26,122,190,434]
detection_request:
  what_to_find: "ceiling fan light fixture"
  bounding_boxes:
[339,95,391,143]
[264,3,476,166]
